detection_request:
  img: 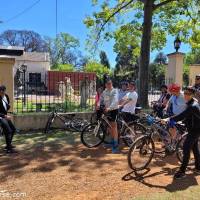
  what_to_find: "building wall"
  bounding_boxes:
[14,52,50,83]
[14,60,50,83]
[48,71,96,95]
[0,57,15,111]
[13,112,93,131]
[189,65,200,85]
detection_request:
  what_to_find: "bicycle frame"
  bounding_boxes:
[50,110,74,127]
[97,113,137,139]
[149,119,185,148]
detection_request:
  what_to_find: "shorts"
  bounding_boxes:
[121,112,139,123]
[107,109,118,122]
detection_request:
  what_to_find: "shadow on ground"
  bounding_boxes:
[0,131,126,182]
[122,164,198,193]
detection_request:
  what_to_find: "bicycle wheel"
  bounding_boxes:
[122,122,146,147]
[176,133,198,165]
[44,113,55,133]
[81,122,105,148]
[128,135,155,171]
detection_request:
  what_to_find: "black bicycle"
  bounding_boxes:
[44,110,89,133]
[127,115,191,171]
[81,112,146,148]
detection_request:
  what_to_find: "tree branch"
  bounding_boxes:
[153,0,177,10]
[96,0,137,42]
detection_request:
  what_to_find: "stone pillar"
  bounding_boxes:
[189,64,200,85]
[166,52,185,86]
[0,57,15,112]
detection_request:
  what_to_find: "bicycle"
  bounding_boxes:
[127,115,190,171]
[81,111,146,148]
[44,109,89,133]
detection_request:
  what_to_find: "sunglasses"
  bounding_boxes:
[196,77,200,80]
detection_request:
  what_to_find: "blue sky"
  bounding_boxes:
[0,0,190,67]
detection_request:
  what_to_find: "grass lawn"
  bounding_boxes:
[14,99,95,113]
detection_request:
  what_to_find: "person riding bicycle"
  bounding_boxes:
[165,83,187,145]
[100,78,119,153]
[192,74,200,103]
[163,87,200,179]
[152,84,171,118]
[120,81,138,123]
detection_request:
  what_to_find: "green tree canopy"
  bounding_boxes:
[45,32,80,67]
[114,45,139,80]
[52,64,75,72]
[84,0,200,107]
[84,61,111,79]
[100,51,110,68]
[185,48,200,65]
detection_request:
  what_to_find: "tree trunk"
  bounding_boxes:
[138,0,154,108]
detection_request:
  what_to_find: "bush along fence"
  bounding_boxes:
[14,71,96,113]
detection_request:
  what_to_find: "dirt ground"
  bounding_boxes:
[0,131,200,200]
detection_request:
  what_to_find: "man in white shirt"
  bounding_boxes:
[120,81,138,122]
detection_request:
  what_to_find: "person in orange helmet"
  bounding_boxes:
[164,83,187,154]
[167,83,186,116]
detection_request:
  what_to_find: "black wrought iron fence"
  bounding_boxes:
[14,71,97,113]
[14,71,175,114]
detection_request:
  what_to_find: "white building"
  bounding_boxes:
[14,52,50,83]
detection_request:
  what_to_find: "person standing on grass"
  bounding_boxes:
[163,87,200,179]
[100,78,119,153]
[0,85,17,154]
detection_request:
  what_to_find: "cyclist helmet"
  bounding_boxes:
[168,83,181,93]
